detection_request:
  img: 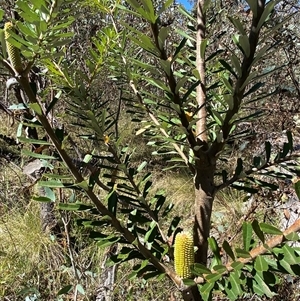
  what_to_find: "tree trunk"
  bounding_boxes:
[193,164,215,265]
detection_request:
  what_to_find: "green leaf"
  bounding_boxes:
[57,285,73,295]
[228,16,246,35]
[230,53,242,77]
[144,221,157,243]
[234,158,243,177]
[246,0,257,17]
[29,103,43,115]
[254,255,268,272]
[157,0,173,15]
[235,248,251,258]
[126,0,156,23]
[192,263,212,275]
[259,223,282,235]
[294,179,300,201]
[0,9,4,21]
[256,0,277,31]
[97,236,120,248]
[253,273,276,298]
[58,203,94,211]
[76,284,85,295]
[182,279,195,286]
[208,237,222,265]
[229,271,243,296]
[17,136,51,145]
[205,271,223,283]
[107,190,118,216]
[252,221,265,243]
[222,240,235,260]
[242,222,252,251]
[265,141,271,162]
[32,196,52,202]
[231,261,244,270]
[286,130,293,153]
[137,161,147,173]
[16,0,41,22]
[199,282,214,301]
[22,149,56,160]
[282,244,300,265]
[219,59,237,78]
[285,232,299,241]
[211,110,224,126]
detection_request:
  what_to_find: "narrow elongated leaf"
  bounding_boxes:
[222,240,235,260]
[22,149,56,160]
[254,255,268,272]
[242,222,252,251]
[259,223,282,235]
[192,263,212,275]
[208,237,221,265]
[199,282,214,301]
[252,220,264,242]
[253,273,276,298]
[58,203,94,211]
[57,285,73,295]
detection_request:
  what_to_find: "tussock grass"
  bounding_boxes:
[0,203,63,298]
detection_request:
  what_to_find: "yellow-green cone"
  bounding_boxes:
[4,22,23,73]
[174,231,194,278]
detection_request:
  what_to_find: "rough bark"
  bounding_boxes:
[193,163,215,265]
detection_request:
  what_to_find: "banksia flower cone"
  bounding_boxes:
[4,22,23,73]
[174,231,194,278]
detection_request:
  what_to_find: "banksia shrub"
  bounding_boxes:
[174,231,194,278]
[4,22,23,73]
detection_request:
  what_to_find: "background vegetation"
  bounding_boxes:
[0,0,300,300]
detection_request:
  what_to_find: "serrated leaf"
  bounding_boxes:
[192,263,212,275]
[254,256,268,272]
[259,223,282,235]
[253,273,276,298]
[199,282,214,301]
[205,271,223,283]
[282,244,300,265]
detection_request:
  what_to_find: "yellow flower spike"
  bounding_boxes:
[174,231,194,278]
[4,22,23,73]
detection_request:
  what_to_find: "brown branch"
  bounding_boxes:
[194,218,300,285]
[16,73,172,278]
